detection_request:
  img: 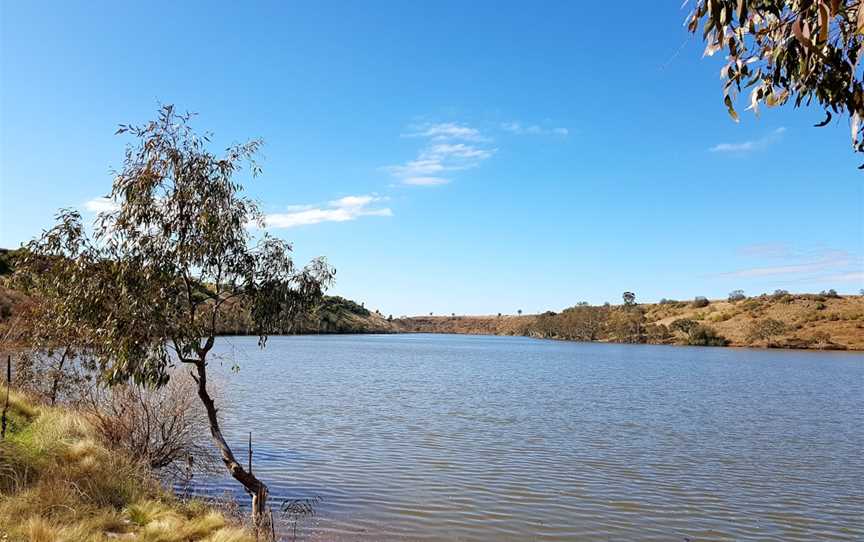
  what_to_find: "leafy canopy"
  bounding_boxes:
[15,105,334,387]
[688,0,864,161]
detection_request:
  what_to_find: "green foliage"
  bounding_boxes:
[607,306,645,343]
[689,0,864,162]
[0,248,19,276]
[692,296,710,308]
[14,105,334,387]
[670,318,698,335]
[622,291,636,306]
[728,289,746,302]
[747,317,788,342]
[686,325,729,347]
[320,296,370,317]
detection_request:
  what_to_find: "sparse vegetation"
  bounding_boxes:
[692,296,710,308]
[747,318,787,344]
[728,290,746,302]
[0,390,252,542]
[394,293,864,350]
[686,325,728,347]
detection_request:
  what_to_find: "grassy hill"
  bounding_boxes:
[394,293,864,350]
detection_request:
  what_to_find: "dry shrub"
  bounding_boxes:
[86,375,218,479]
[0,392,253,542]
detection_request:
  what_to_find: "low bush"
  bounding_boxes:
[692,296,710,308]
[728,290,746,302]
[86,377,218,478]
[686,325,729,346]
[747,318,787,343]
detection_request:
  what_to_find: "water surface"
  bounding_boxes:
[197,334,864,541]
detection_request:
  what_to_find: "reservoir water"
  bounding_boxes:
[196,334,864,541]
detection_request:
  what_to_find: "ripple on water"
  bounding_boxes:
[190,335,864,541]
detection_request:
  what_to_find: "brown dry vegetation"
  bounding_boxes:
[0,390,253,542]
[394,294,864,350]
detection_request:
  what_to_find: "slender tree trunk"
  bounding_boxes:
[192,358,269,526]
[49,347,70,406]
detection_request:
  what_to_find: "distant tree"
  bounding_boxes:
[670,318,698,336]
[859,289,864,296]
[688,0,864,164]
[429,312,433,316]
[821,288,840,298]
[559,305,608,341]
[622,291,636,307]
[517,309,523,316]
[451,312,455,317]
[14,106,334,526]
[387,314,393,322]
[608,307,645,343]
[577,301,590,306]
[747,318,787,343]
[692,296,710,308]
[728,290,746,302]
[497,312,502,318]
[670,318,727,346]
[686,325,729,347]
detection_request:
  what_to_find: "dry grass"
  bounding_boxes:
[0,391,253,542]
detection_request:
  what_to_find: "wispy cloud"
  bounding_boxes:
[262,195,392,229]
[737,243,793,259]
[84,197,119,213]
[721,244,862,284]
[501,122,569,136]
[709,127,786,153]
[403,122,488,142]
[402,177,451,186]
[385,122,495,186]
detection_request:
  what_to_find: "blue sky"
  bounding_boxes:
[1,1,862,316]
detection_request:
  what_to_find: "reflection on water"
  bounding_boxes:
[192,334,864,541]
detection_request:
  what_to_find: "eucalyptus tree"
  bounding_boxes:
[622,291,636,307]
[14,106,334,525]
[688,0,864,163]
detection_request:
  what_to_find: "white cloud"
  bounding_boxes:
[501,121,569,136]
[386,121,495,186]
[402,177,451,186]
[262,195,392,229]
[420,143,495,161]
[709,127,786,153]
[384,158,447,178]
[84,197,119,213]
[404,122,487,142]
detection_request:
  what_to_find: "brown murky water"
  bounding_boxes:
[197,334,864,541]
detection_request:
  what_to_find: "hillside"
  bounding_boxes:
[394,293,864,350]
[0,246,397,341]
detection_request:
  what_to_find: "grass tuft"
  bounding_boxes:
[0,392,253,542]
